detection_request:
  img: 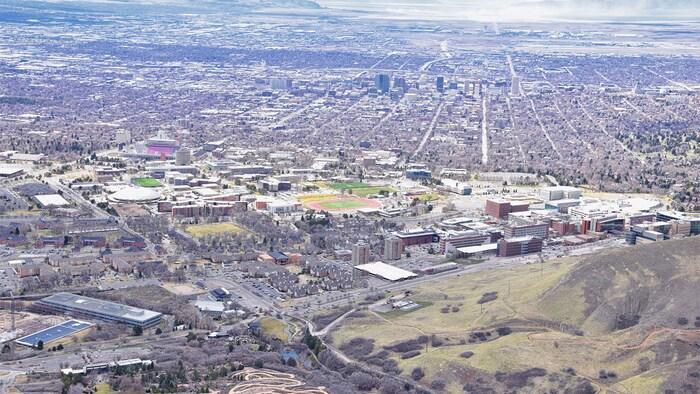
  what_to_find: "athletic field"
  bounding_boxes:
[304,196,381,212]
[132,177,162,188]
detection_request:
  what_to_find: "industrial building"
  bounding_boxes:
[37,293,163,329]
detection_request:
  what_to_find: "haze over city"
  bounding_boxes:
[1,0,700,393]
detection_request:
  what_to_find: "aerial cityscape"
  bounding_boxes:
[1,0,700,393]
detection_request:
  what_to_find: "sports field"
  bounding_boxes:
[132,177,162,187]
[185,222,245,238]
[304,196,381,212]
[328,182,370,190]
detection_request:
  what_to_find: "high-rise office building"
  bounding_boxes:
[436,76,445,92]
[375,73,390,94]
[511,76,521,96]
[393,76,407,91]
[270,77,293,90]
[352,242,370,265]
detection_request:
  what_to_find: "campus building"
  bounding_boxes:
[503,222,549,240]
[497,236,543,257]
[352,242,370,266]
[383,236,402,260]
[485,199,530,219]
[37,293,163,329]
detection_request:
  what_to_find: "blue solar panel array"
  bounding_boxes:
[16,320,94,347]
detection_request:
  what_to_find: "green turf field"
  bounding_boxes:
[132,177,162,187]
[351,186,396,197]
[317,199,372,210]
[328,182,371,190]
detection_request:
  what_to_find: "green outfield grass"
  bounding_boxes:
[351,186,396,197]
[132,177,162,187]
[328,182,371,190]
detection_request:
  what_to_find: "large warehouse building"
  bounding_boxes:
[354,261,417,281]
[37,293,163,329]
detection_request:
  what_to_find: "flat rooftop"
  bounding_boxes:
[355,261,417,281]
[40,292,162,323]
[456,243,498,254]
[16,319,94,348]
[34,194,70,207]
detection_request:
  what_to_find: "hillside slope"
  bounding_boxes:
[538,237,700,336]
[330,238,700,393]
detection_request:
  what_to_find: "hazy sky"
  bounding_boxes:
[315,0,700,21]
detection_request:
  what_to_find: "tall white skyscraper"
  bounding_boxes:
[511,76,521,96]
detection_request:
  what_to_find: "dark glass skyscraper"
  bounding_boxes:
[436,76,445,92]
[375,73,390,94]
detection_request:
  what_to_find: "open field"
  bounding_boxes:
[297,194,337,203]
[325,182,395,197]
[330,239,700,393]
[162,282,206,296]
[350,186,396,197]
[131,177,162,187]
[328,182,370,190]
[304,196,381,212]
[95,383,115,394]
[417,193,440,202]
[259,317,288,342]
[185,222,245,238]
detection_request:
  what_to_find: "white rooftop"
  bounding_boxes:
[457,243,498,254]
[34,194,70,207]
[109,187,161,203]
[355,261,417,281]
[194,300,225,313]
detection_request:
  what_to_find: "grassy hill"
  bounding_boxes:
[329,237,700,393]
[537,237,700,336]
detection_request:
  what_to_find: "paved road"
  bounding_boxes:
[481,95,489,165]
[411,101,445,160]
[528,97,563,160]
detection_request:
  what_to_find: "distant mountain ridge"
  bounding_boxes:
[1,0,322,16]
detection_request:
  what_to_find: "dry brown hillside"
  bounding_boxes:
[538,236,700,336]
